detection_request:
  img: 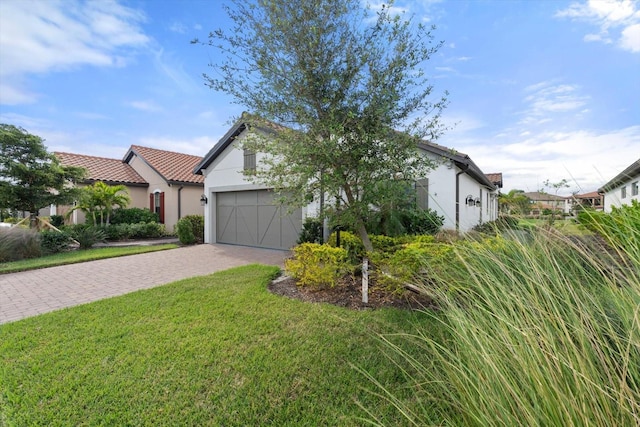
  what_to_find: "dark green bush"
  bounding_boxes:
[129,222,165,239]
[298,216,323,244]
[110,207,159,225]
[40,230,73,254]
[68,226,106,250]
[0,227,42,262]
[473,215,521,234]
[49,215,65,227]
[176,215,204,245]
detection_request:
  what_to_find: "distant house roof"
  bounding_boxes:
[485,173,503,188]
[125,145,204,186]
[522,192,567,202]
[195,115,496,190]
[55,152,148,187]
[598,158,640,193]
[574,191,601,200]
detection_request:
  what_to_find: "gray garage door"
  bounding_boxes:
[216,190,302,250]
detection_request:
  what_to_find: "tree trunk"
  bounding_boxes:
[29,212,37,229]
[356,221,373,252]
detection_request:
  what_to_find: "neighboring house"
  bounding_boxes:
[123,145,204,232]
[485,172,503,190]
[53,152,149,224]
[598,158,640,213]
[571,191,604,212]
[522,191,570,215]
[194,117,499,250]
[55,146,204,232]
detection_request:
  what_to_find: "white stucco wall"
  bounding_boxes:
[603,172,640,212]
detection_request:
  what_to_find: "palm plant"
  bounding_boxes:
[67,181,130,226]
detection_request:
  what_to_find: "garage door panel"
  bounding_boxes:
[216,190,301,250]
[216,206,236,243]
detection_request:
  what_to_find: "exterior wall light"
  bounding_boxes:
[200,194,208,206]
[474,197,481,207]
[466,195,475,206]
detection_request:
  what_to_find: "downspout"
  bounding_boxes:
[455,164,469,232]
[177,185,184,219]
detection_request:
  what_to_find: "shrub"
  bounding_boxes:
[129,222,165,239]
[68,226,106,250]
[328,231,365,264]
[40,230,73,254]
[110,207,159,225]
[176,215,204,245]
[0,227,42,262]
[473,215,520,234]
[298,216,323,244]
[49,215,65,227]
[285,243,352,289]
[176,218,195,244]
[101,224,132,241]
[402,208,444,235]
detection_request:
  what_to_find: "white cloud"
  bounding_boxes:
[137,136,220,157]
[468,126,640,194]
[0,0,149,105]
[519,81,590,124]
[556,0,640,53]
[128,100,162,112]
[169,22,186,34]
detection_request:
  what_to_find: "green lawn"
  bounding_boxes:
[518,217,590,235]
[0,265,434,426]
[0,244,179,274]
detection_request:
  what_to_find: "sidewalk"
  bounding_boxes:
[0,244,287,324]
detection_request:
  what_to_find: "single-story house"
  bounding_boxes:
[193,116,499,250]
[54,146,204,231]
[598,158,640,212]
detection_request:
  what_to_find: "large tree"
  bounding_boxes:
[0,124,86,226]
[195,0,448,251]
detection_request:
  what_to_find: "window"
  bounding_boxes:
[244,148,256,173]
[632,181,639,197]
[150,191,164,224]
[415,178,429,210]
[621,186,627,199]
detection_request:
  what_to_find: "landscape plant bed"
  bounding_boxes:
[270,274,435,310]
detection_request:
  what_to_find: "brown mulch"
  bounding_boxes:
[268,274,436,311]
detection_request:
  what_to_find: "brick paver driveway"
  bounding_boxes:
[0,244,287,324]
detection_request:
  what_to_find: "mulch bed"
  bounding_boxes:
[268,274,436,311]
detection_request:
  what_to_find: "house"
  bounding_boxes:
[53,152,149,224]
[55,146,204,231]
[571,191,604,212]
[193,117,499,250]
[521,191,570,215]
[598,158,640,212]
[123,145,204,231]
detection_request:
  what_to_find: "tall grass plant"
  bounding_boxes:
[372,210,639,426]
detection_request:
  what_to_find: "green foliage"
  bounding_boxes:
[0,124,86,219]
[499,189,531,215]
[373,214,640,426]
[577,200,640,256]
[69,181,130,226]
[110,207,159,225]
[39,230,73,254]
[472,215,520,234]
[0,227,42,262]
[128,222,165,239]
[328,231,365,264]
[366,206,445,237]
[372,242,454,294]
[298,216,323,244]
[196,0,448,252]
[176,215,204,245]
[67,226,106,250]
[285,243,352,288]
[49,215,64,227]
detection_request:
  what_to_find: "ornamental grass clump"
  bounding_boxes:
[371,211,639,426]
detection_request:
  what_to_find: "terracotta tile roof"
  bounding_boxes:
[126,145,204,185]
[55,152,148,186]
[485,173,503,188]
[574,191,601,199]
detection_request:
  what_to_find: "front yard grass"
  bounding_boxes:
[0,264,434,426]
[0,244,179,274]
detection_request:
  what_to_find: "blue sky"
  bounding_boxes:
[1,0,638,195]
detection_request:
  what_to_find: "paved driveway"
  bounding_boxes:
[0,244,287,324]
